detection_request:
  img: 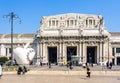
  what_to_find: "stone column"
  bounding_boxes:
[40,42,43,61]
[39,42,43,61]
[83,42,86,63]
[58,42,62,62]
[114,48,117,65]
[103,42,105,62]
[78,42,81,62]
[62,43,66,62]
[7,48,10,57]
[36,42,40,62]
[7,48,9,57]
[99,42,102,62]
[42,42,46,63]
[81,42,84,62]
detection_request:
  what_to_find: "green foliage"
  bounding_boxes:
[2,66,31,71]
[2,66,18,71]
[0,57,9,63]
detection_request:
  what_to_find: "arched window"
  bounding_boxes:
[67,18,77,27]
[89,20,92,27]
[49,19,59,27]
[86,18,95,28]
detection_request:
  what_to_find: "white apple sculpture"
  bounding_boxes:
[13,43,35,65]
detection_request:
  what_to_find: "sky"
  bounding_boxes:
[0,0,120,34]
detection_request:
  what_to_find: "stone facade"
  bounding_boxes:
[1,13,120,65]
[35,13,112,65]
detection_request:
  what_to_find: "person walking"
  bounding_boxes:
[86,65,91,78]
[49,61,51,68]
[17,66,23,75]
[23,66,27,74]
[109,62,113,69]
[69,61,73,70]
[0,64,3,79]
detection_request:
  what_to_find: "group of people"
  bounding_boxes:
[65,61,73,70]
[17,66,27,75]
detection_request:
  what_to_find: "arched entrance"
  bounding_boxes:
[87,46,97,64]
[67,46,77,61]
[117,57,120,65]
[48,47,57,64]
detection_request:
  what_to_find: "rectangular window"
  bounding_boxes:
[93,20,95,25]
[9,48,12,53]
[70,20,73,26]
[89,20,92,26]
[89,20,92,28]
[56,20,58,27]
[6,48,7,56]
[67,20,69,26]
[116,48,120,53]
[52,20,55,26]
[112,48,115,56]
[86,20,88,26]
[75,20,77,26]
[49,21,51,26]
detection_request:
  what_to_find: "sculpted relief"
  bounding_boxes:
[40,13,105,30]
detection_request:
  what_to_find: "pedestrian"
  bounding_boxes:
[17,66,23,75]
[0,64,3,79]
[23,66,27,74]
[49,61,51,68]
[106,61,109,68]
[40,61,43,66]
[69,61,73,70]
[86,66,91,78]
[109,62,113,69]
[66,61,69,68]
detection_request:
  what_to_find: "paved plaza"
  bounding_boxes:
[30,65,120,71]
[1,65,120,83]
[0,74,120,83]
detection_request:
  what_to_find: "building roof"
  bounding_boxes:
[0,34,34,38]
[110,32,120,36]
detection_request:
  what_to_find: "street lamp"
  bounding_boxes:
[4,12,21,65]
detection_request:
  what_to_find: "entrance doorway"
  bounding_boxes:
[117,57,120,65]
[48,47,57,64]
[67,46,77,61]
[87,46,97,64]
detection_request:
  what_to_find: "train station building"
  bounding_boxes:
[0,13,120,65]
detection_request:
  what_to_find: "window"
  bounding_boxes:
[86,20,88,26]
[49,19,58,27]
[75,20,77,26]
[67,20,69,26]
[86,19,95,28]
[67,19,76,27]
[116,48,120,53]
[52,20,55,26]
[9,48,12,53]
[93,20,95,25]
[70,20,74,26]
[49,20,51,26]
[112,48,115,56]
[56,20,58,26]
[89,20,92,26]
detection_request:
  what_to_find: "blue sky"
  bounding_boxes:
[0,0,120,34]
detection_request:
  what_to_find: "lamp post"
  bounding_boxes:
[108,38,110,62]
[4,12,21,65]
